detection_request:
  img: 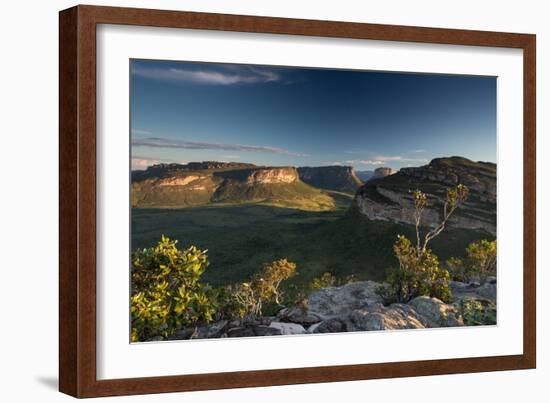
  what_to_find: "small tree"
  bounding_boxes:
[386,185,469,303]
[412,184,469,254]
[232,259,297,317]
[131,236,216,341]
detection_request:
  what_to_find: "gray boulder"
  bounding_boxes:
[307,281,384,319]
[349,308,424,331]
[188,320,228,339]
[408,296,463,327]
[227,325,282,338]
[268,321,307,335]
[277,306,322,325]
[311,317,353,333]
[450,280,497,302]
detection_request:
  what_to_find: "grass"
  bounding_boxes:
[132,202,493,288]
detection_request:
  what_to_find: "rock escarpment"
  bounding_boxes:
[354,157,496,235]
[131,162,333,210]
[217,167,299,185]
[297,166,363,193]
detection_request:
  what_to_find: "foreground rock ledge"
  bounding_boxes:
[161,279,496,341]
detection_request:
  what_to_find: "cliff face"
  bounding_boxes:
[354,157,496,235]
[297,166,363,193]
[216,167,299,185]
[371,167,395,180]
[132,163,332,210]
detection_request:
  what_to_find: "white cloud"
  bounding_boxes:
[131,156,161,171]
[132,64,282,86]
[132,137,307,157]
[332,154,428,167]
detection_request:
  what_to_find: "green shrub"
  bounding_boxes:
[466,239,497,284]
[131,235,216,342]
[445,256,472,283]
[457,298,497,326]
[387,235,452,303]
[445,240,497,284]
[310,272,336,290]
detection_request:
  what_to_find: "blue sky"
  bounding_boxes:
[130,59,496,171]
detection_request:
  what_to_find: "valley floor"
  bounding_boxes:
[132,201,489,288]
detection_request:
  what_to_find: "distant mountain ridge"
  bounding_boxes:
[355,170,374,182]
[131,162,335,211]
[354,156,496,234]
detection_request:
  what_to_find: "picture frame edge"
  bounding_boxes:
[58,4,537,398]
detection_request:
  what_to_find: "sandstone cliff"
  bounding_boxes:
[132,163,333,211]
[297,165,363,193]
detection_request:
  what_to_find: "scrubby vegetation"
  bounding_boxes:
[230,259,297,317]
[384,185,469,303]
[446,239,497,284]
[131,183,497,341]
[131,236,299,341]
[457,298,497,326]
[131,236,216,342]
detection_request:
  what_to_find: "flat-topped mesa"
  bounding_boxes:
[353,156,497,235]
[297,165,363,193]
[217,167,299,184]
[185,161,257,171]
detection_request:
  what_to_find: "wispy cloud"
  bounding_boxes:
[132,137,307,157]
[132,64,283,86]
[131,128,152,136]
[332,154,428,167]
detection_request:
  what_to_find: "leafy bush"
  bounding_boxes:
[466,239,496,284]
[310,272,336,290]
[131,235,216,342]
[388,235,452,303]
[457,298,497,326]
[445,256,473,283]
[445,240,497,284]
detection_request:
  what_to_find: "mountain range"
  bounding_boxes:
[132,157,496,234]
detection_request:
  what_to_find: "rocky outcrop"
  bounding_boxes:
[164,279,495,341]
[305,281,384,319]
[354,157,496,235]
[449,277,497,302]
[297,166,363,193]
[157,175,205,186]
[371,167,395,180]
[218,167,299,184]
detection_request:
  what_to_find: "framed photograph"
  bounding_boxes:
[59,5,536,398]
